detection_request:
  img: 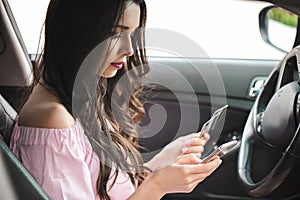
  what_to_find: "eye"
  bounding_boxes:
[111,32,122,39]
[130,30,138,41]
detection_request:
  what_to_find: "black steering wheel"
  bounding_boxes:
[238,45,300,197]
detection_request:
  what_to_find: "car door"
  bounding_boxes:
[139,54,278,200]
[136,0,294,199]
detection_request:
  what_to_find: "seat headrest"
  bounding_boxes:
[0,95,17,143]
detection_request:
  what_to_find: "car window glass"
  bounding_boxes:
[7,0,49,56]
[146,0,285,60]
[8,0,286,60]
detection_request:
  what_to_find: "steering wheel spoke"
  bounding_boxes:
[256,112,264,134]
[276,46,300,91]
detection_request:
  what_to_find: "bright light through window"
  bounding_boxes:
[8,0,286,60]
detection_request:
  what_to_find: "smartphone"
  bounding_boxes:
[200,140,239,163]
[200,104,228,134]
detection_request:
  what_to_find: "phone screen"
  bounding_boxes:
[201,105,228,133]
[200,105,228,157]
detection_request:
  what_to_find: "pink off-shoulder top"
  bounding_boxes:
[10,119,136,200]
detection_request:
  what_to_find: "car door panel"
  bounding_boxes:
[139,57,279,199]
[140,57,277,150]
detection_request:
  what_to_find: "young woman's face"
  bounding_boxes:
[101,2,140,78]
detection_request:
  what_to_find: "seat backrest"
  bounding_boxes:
[0,94,17,143]
[0,94,50,200]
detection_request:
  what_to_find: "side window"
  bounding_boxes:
[9,0,285,60]
[7,0,49,55]
[146,0,285,60]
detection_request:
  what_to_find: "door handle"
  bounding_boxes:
[248,77,267,98]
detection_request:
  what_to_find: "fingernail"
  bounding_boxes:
[181,147,188,153]
[218,159,223,165]
[204,132,210,138]
[195,157,202,164]
[195,132,202,137]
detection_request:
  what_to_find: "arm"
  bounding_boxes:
[129,154,222,199]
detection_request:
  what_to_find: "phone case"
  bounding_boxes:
[200,140,238,163]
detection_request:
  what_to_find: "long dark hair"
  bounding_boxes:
[31,0,149,199]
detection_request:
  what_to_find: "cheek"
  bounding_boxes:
[97,50,117,73]
[108,41,121,59]
[98,42,121,77]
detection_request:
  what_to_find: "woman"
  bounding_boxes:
[10,0,221,199]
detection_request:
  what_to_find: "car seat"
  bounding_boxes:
[0,94,49,200]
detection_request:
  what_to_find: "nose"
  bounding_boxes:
[119,35,134,57]
[125,48,134,57]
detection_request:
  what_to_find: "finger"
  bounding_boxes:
[175,154,202,165]
[183,132,206,142]
[192,132,203,138]
[184,137,206,147]
[182,146,204,155]
[181,133,200,146]
[181,138,206,154]
[203,158,222,176]
[186,138,202,147]
[188,157,222,174]
[200,132,210,142]
[181,132,209,150]
[183,133,200,140]
[180,159,221,185]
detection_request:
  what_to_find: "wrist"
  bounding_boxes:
[143,154,161,171]
[129,172,165,200]
[141,173,166,198]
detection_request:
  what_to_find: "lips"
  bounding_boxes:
[111,62,124,69]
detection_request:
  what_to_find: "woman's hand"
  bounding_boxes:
[144,132,210,171]
[131,154,222,199]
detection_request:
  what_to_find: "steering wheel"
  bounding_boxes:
[238,45,300,197]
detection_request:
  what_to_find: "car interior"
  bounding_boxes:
[1,0,300,199]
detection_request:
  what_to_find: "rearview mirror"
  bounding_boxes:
[259,6,298,53]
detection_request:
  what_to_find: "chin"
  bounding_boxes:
[101,71,118,78]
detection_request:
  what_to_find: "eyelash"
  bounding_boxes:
[111,31,136,40]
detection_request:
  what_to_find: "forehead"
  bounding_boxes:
[119,2,140,29]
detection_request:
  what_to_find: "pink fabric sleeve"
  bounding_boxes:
[10,121,100,200]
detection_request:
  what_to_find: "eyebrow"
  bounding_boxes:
[115,25,130,30]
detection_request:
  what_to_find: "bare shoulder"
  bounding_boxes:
[18,101,75,129]
[18,85,75,129]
